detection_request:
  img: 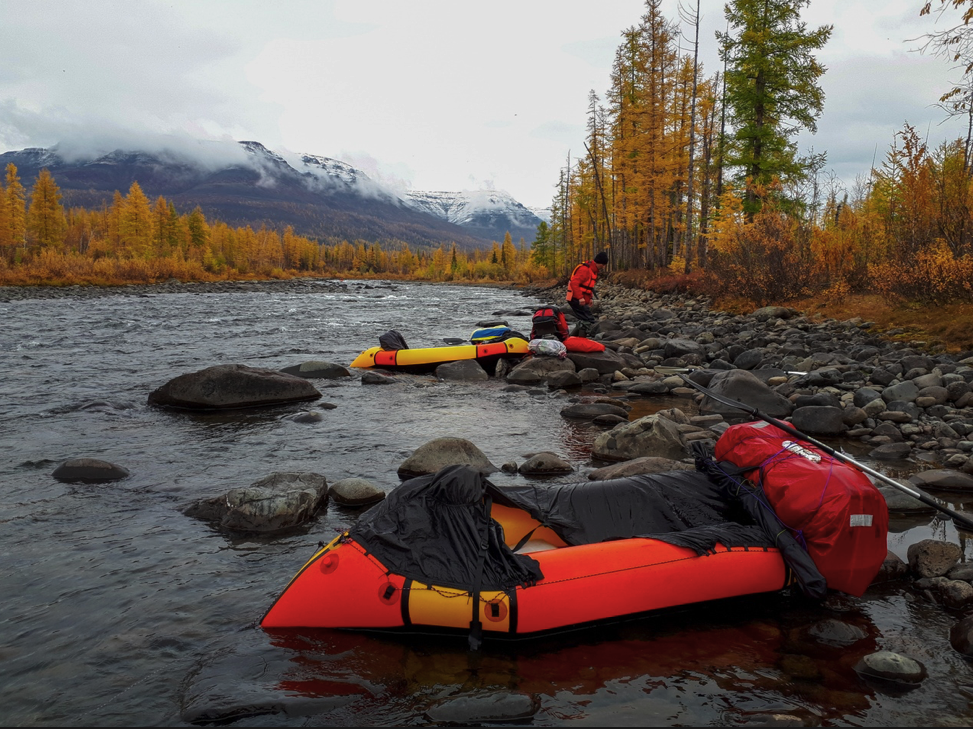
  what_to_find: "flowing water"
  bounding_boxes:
[1,280,972,727]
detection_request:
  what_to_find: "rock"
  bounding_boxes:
[950,614,973,656]
[878,484,937,514]
[593,414,629,426]
[560,403,629,421]
[397,437,497,478]
[587,456,694,480]
[566,349,628,375]
[547,371,583,389]
[699,369,794,419]
[507,356,576,384]
[424,693,539,724]
[329,478,385,506]
[752,305,795,321]
[362,371,397,385]
[52,458,129,483]
[436,359,489,381]
[854,387,883,408]
[941,579,973,609]
[842,406,868,426]
[872,551,909,583]
[279,360,351,379]
[518,452,574,476]
[869,442,912,460]
[908,539,962,578]
[592,414,686,462]
[148,364,321,410]
[854,651,925,685]
[808,619,867,647]
[577,367,601,383]
[628,380,670,395]
[287,410,324,424]
[733,348,765,370]
[184,472,329,533]
[501,461,518,473]
[663,338,706,359]
[909,469,973,491]
[882,381,920,403]
[790,405,847,435]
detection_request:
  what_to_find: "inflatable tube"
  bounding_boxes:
[261,503,788,635]
[350,338,529,371]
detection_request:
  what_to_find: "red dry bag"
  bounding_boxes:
[714,421,888,596]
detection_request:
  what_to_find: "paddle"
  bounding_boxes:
[679,374,973,532]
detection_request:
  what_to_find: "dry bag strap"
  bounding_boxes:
[468,495,492,651]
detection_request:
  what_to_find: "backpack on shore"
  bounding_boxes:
[530,307,569,341]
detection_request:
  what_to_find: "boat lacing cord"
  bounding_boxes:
[468,495,492,651]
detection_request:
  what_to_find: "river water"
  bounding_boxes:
[1,280,972,727]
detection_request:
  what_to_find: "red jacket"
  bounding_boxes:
[567,260,599,305]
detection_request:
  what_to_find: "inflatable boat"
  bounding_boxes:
[262,424,888,641]
[349,338,529,373]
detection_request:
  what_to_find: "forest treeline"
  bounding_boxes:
[536,0,973,306]
[0,165,547,286]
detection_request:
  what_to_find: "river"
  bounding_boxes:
[1,280,971,726]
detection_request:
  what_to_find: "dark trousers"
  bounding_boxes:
[568,298,595,335]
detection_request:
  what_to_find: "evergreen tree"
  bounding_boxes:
[26,169,67,249]
[718,0,832,215]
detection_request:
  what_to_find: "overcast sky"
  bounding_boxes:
[0,0,968,209]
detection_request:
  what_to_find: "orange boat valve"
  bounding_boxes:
[378,582,400,605]
[485,598,507,622]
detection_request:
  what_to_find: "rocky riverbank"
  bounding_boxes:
[522,281,973,477]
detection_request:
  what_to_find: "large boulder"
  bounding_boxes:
[560,403,630,421]
[329,478,385,506]
[148,364,320,410]
[908,539,962,578]
[518,452,574,476]
[565,349,628,375]
[699,369,794,419]
[279,360,351,379]
[184,472,329,533]
[587,456,694,480]
[790,406,847,435]
[436,359,489,382]
[909,469,973,492]
[52,458,129,483]
[592,414,686,462]
[506,357,575,385]
[398,437,497,478]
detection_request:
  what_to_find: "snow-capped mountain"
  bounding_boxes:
[404,189,543,244]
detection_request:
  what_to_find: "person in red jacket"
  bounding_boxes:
[566,251,608,334]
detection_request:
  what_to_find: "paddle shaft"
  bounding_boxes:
[679,374,973,531]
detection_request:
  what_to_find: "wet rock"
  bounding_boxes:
[287,410,324,424]
[699,369,794,419]
[779,653,820,680]
[279,360,351,379]
[948,563,973,581]
[566,349,628,375]
[560,402,629,421]
[507,356,575,384]
[872,551,909,583]
[592,414,686,462]
[184,472,329,533]
[908,539,962,578]
[577,367,601,383]
[501,461,518,474]
[52,458,130,483]
[870,442,913,460]
[909,469,973,491]
[808,619,866,647]
[594,414,629,426]
[547,370,582,389]
[361,371,396,385]
[628,380,670,395]
[790,405,846,435]
[878,484,937,514]
[436,359,489,381]
[854,651,925,685]
[940,579,973,609]
[148,364,321,410]
[518,452,574,476]
[587,456,694,480]
[950,614,973,656]
[424,692,540,724]
[397,437,497,478]
[329,478,385,506]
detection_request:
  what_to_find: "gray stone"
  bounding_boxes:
[854,387,883,408]
[869,442,912,460]
[397,437,497,478]
[862,398,888,417]
[854,651,925,685]
[628,380,670,395]
[566,349,628,375]
[547,371,583,389]
[733,348,765,370]
[663,338,705,359]
[329,478,385,506]
[950,614,973,656]
[435,359,489,381]
[587,456,694,480]
[361,371,396,385]
[808,619,866,647]
[790,406,846,435]
[280,360,351,379]
[699,369,794,419]
[577,367,601,383]
[593,414,630,426]
[918,386,949,405]
[52,458,130,483]
[842,406,868,426]
[752,306,796,321]
[561,402,629,421]
[518,452,574,476]
[913,373,943,389]
[287,411,323,424]
[882,381,920,403]
[425,693,539,724]
[909,469,973,491]
[872,551,909,583]
[592,414,686,462]
[507,356,576,384]
[941,579,973,609]
[148,364,321,410]
[185,472,329,533]
[908,539,962,578]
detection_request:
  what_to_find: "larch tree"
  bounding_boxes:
[5,164,27,253]
[26,169,67,249]
[120,182,153,257]
[717,0,832,216]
